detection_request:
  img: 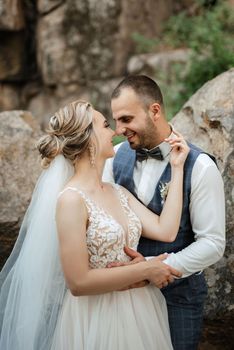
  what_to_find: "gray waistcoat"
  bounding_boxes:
[113,141,215,257]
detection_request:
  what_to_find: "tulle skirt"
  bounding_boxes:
[51,285,173,350]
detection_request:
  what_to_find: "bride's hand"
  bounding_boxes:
[165,130,190,168]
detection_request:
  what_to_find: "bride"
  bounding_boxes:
[0,100,189,350]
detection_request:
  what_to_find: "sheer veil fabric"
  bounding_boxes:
[0,155,74,350]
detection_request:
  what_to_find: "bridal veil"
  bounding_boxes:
[0,155,74,349]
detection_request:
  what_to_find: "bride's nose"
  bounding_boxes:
[110,128,116,137]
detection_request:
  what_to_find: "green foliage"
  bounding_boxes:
[132,1,234,119]
[163,1,234,52]
[184,50,234,98]
[131,32,159,54]
[113,135,126,146]
[154,63,186,121]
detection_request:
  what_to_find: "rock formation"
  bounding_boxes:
[172,68,234,318]
[0,0,194,123]
[0,110,42,268]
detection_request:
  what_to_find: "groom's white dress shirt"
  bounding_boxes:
[103,140,226,278]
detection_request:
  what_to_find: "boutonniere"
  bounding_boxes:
[159,181,170,205]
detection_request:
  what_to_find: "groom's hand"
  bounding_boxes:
[107,246,146,268]
[123,249,182,288]
[107,247,148,290]
[107,246,168,267]
[107,246,181,289]
[146,257,182,288]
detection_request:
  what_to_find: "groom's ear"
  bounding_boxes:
[149,103,161,122]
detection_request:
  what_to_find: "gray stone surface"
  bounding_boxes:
[0,0,25,30]
[36,0,189,87]
[127,49,191,76]
[0,83,20,110]
[0,0,196,120]
[0,110,42,268]
[37,0,63,14]
[172,68,234,318]
[0,32,25,81]
[36,1,121,85]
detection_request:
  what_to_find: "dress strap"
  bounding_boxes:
[58,187,94,214]
[58,186,80,198]
[113,184,130,212]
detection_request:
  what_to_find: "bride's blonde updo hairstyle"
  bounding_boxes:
[37,100,93,168]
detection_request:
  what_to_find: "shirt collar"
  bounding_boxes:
[144,127,174,160]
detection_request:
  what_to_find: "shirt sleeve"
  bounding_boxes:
[102,144,122,183]
[163,154,226,277]
[102,158,115,183]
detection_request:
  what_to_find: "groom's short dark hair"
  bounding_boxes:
[111,75,164,108]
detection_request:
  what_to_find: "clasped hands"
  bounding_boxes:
[107,246,182,290]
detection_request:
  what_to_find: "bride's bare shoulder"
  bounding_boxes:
[57,187,86,211]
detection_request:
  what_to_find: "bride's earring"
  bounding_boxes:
[88,144,96,167]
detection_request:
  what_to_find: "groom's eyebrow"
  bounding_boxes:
[115,115,134,121]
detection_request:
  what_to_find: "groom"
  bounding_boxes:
[103,75,225,350]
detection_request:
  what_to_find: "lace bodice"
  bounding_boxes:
[59,184,142,269]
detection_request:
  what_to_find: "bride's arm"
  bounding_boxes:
[122,134,189,242]
[56,191,181,296]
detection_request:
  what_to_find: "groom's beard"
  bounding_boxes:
[127,120,158,150]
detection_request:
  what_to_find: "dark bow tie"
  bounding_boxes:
[136,147,163,162]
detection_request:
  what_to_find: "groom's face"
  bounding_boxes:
[111,88,157,149]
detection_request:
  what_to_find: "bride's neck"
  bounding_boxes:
[73,155,105,191]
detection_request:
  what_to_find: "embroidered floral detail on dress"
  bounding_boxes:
[78,185,142,269]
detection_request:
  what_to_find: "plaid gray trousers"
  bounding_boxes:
[162,273,207,350]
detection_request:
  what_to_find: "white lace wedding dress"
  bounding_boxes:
[51,185,173,350]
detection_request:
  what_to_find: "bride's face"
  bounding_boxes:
[93,110,115,159]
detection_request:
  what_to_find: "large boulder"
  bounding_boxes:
[0,111,42,269]
[36,0,192,86]
[0,83,21,111]
[0,0,196,118]
[0,0,25,30]
[37,0,63,14]
[0,32,25,81]
[127,49,191,77]
[26,78,122,129]
[172,68,234,318]
[36,1,121,85]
